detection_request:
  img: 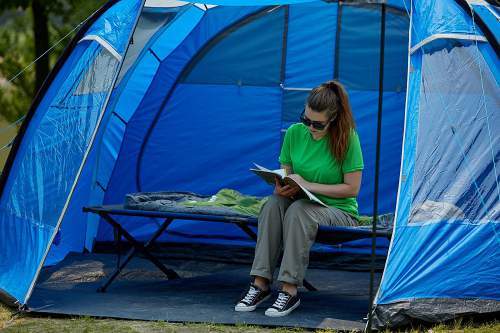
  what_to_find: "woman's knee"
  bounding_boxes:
[258,195,289,226]
[283,200,314,227]
[283,200,309,219]
[261,194,290,213]
[283,200,320,234]
[267,194,291,206]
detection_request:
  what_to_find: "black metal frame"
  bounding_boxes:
[280,5,290,84]
[367,4,386,332]
[96,213,179,292]
[333,1,343,80]
[83,206,318,292]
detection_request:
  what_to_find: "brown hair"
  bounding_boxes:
[306,80,355,162]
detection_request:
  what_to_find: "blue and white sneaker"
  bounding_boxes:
[235,283,271,312]
[264,291,300,317]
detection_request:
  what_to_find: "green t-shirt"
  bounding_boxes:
[279,123,364,218]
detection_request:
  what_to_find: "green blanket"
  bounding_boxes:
[180,189,268,217]
[180,188,393,228]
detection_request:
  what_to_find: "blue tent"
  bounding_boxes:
[0,0,498,328]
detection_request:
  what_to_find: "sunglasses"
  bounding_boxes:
[300,109,335,130]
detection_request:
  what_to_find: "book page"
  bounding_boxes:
[250,163,328,207]
[252,163,286,178]
[250,163,286,185]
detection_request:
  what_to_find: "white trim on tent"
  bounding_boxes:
[79,35,123,61]
[280,84,312,91]
[467,0,488,5]
[410,33,487,54]
[484,4,500,20]
[144,0,216,10]
[467,1,500,21]
[145,0,188,7]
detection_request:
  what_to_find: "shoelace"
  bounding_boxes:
[242,286,259,304]
[272,292,290,309]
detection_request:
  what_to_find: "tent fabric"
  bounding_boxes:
[373,0,500,328]
[284,2,337,87]
[98,2,406,245]
[0,0,498,329]
[409,1,485,47]
[80,4,199,250]
[471,4,500,44]
[0,42,117,304]
[0,0,140,304]
[43,0,142,265]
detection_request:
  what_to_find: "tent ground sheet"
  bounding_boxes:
[28,250,381,331]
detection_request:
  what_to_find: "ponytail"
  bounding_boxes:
[306,80,355,162]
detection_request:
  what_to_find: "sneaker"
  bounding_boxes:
[264,291,300,317]
[234,283,271,312]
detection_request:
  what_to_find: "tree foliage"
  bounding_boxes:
[0,0,106,124]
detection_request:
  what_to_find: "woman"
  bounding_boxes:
[234,80,364,317]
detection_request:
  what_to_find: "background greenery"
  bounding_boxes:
[0,0,106,169]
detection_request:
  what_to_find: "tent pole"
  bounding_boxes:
[367,3,386,332]
[280,5,289,84]
[333,0,342,80]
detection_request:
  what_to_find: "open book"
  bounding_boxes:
[250,163,328,207]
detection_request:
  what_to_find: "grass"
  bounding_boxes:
[1,303,498,333]
[0,303,306,333]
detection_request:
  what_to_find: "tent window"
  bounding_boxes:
[410,44,500,223]
[116,9,178,85]
[74,48,119,95]
[180,7,285,86]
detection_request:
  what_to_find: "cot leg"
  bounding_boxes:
[303,279,318,291]
[97,214,179,293]
[97,247,136,293]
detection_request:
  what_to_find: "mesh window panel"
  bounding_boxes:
[3,43,119,228]
[75,48,119,95]
[115,8,179,85]
[410,43,500,224]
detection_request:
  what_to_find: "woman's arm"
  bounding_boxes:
[288,171,362,198]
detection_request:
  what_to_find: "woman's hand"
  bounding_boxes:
[273,177,299,198]
[286,174,310,189]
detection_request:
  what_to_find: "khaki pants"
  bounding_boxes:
[250,195,358,287]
